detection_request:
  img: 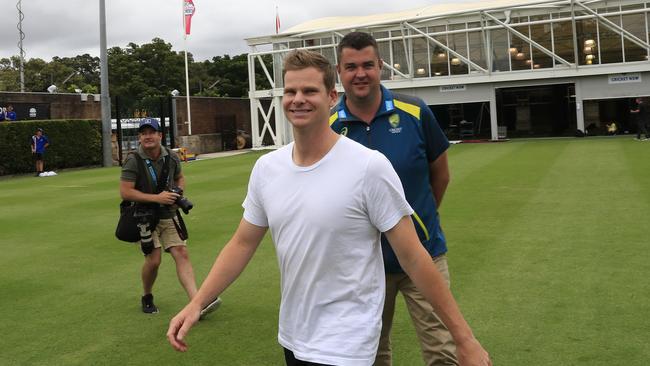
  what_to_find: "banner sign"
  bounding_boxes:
[184,0,196,35]
[608,73,641,84]
[440,85,467,92]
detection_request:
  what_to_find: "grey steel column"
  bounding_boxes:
[100,0,113,167]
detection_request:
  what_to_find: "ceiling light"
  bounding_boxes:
[515,52,525,60]
[584,39,595,47]
[416,68,426,75]
[393,63,400,70]
[509,47,518,55]
[450,57,461,66]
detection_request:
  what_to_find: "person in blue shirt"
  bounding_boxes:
[330,32,457,366]
[0,107,5,121]
[6,105,17,121]
[31,128,50,176]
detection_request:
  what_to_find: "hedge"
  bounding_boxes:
[0,119,102,176]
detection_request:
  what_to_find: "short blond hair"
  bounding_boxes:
[283,49,336,91]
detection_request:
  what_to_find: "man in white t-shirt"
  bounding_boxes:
[167,50,491,366]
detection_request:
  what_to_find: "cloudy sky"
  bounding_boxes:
[0,0,477,62]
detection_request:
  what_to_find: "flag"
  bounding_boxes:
[184,0,196,36]
[275,6,281,34]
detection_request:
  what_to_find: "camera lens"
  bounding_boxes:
[137,221,154,255]
[177,197,193,214]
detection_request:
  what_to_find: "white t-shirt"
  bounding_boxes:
[243,136,413,365]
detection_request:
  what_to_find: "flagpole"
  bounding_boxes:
[183,45,192,136]
[183,0,192,136]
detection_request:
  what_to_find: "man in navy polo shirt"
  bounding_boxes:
[6,105,17,121]
[31,128,50,176]
[331,32,456,365]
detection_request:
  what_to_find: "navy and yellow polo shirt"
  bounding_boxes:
[330,85,450,273]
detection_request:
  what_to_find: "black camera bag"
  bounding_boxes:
[115,149,170,242]
[115,201,141,242]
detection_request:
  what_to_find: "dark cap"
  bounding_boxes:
[138,118,160,132]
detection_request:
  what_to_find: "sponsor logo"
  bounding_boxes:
[389,114,400,128]
[184,2,195,15]
[340,127,348,136]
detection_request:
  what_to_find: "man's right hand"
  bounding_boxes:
[157,191,180,205]
[456,337,492,366]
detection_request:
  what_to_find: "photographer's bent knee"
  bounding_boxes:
[169,245,190,262]
[144,248,162,267]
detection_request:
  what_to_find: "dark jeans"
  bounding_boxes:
[283,348,332,366]
[637,119,648,139]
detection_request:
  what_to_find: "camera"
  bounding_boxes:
[133,207,156,255]
[168,187,193,214]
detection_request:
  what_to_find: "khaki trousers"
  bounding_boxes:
[374,255,458,366]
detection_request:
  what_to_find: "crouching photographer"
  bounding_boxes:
[119,118,221,316]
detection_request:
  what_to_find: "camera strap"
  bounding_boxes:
[142,147,171,194]
[173,210,189,240]
[158,147,172,193]
[143,159,158,189]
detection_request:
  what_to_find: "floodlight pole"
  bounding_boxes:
[17,0,25,92]
[182,0,193,136]
[99,0,113,167]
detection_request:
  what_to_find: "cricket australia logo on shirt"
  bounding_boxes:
[388,113,402,134]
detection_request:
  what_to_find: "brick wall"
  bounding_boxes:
[173,96,250,136]
[0,91,101,120]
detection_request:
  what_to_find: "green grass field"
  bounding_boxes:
[1,136,648,365]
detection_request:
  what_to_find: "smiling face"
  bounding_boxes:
[282,66,338,130]
[337,46,383,105]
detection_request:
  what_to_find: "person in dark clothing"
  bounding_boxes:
[630,97,649,140]
[31,128,50,176]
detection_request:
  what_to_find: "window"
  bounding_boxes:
[598,8,624,64]
[413,30,429,78]
[289,40,302,49]
[621,6,647,62]
[552,21,576,65]
[449,23,468,75]
[510,24,531,71]
[491,28,510,72]
[467,21,486,71]
[391,37,409,78]
[530,17,553,69]
[377,40,392,80]
[304,39,320,47]
[577,18,599,65]
[429,25,449,76]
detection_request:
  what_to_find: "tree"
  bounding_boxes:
[0,37,273,114]
[0,57,20,91]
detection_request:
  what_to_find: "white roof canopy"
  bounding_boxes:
[246,0,579,45]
